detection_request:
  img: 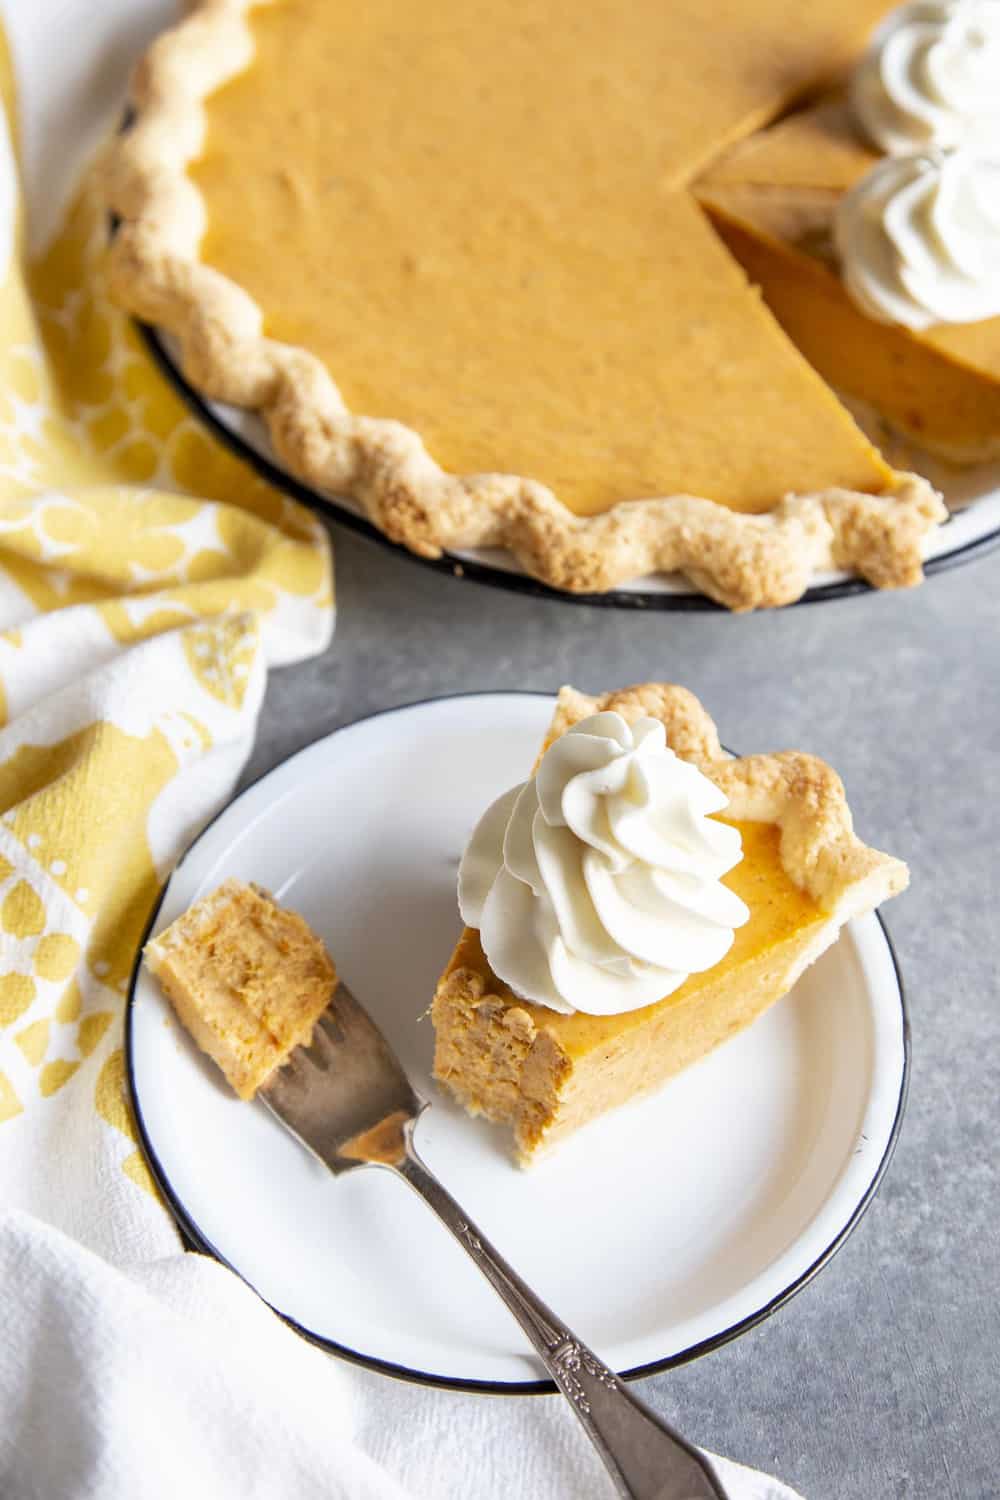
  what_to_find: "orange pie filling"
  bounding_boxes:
[190,0,892,515]
[433,743,839,1164]
[146,879,336,1099]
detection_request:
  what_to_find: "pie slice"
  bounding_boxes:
[102,0,946,608]
[695,93,1000,463]
[431,684,907,1165]
[145,879,336,1098]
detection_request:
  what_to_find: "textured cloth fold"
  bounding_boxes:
[0,1211,407,1500]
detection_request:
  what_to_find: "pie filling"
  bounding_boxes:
[434,818,831,1162]
[440,819,824,1055]
[146,880,337,1099]
[190,0,892,515]
[700,194,1000,457]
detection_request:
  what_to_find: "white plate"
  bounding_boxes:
[145,326,1000,610]
[127,692,909,1391]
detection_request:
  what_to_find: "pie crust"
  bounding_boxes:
[103,1,947,609]
[432,683,908,1162]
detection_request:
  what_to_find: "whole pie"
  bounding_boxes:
[432,683,908,1164]
[104,0,952,607]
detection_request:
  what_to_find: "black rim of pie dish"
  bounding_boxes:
[124,689,911,1396]
[137,320,1000,613]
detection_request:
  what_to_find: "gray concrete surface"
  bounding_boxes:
[244,524,1000,1500]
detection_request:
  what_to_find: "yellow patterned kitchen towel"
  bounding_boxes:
[0,31,333,1259]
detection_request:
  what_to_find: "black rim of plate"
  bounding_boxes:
[125,690,911,1395]
[139,322,1000,612]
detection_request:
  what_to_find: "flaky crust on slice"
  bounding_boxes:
[432,683,908,1162]
[546,684,908,916]
[101,0,946,609]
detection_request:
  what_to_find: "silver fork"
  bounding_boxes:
[260,982,730,1500]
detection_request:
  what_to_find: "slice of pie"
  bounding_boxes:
[695,93,1000,463]
[145,879,336,1098]
[431,684,907,1164]
[102,0,947,608]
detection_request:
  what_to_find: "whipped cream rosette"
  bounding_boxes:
[852,0,1000,156]
[834,148,1000,329]
[458,712,749,1017]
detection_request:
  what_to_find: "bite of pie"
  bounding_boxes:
[431,684,908,1165]
[102,0,953,609]
[145,878,336,1098]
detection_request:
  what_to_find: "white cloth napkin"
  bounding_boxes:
[0,1210,407,1500]
[0,1209,801,1500]
[0,3,806,1496]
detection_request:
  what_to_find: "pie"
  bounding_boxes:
[145,878,336,1098]
[103,0,948,609]
[696,92,1000,463]
[431,684,907,1164]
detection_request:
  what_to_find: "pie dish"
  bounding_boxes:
[432,683,908,1164]
[145,878,336,1098]
[696,92,1000,465]
[102,0,949,609]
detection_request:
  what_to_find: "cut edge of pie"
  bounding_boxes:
[102,0,947,610]
[694,91,1000,467]
[431,682,908,1164]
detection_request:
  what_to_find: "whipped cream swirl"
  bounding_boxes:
[458,712,749,1017]
[851,2,1000,156]
[834,149,1000,328]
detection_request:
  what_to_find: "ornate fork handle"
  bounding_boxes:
[394,1137,728,1500]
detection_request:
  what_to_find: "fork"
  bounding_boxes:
[261,981,730,1500]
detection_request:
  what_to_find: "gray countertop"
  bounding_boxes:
[245,525,999,1500]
